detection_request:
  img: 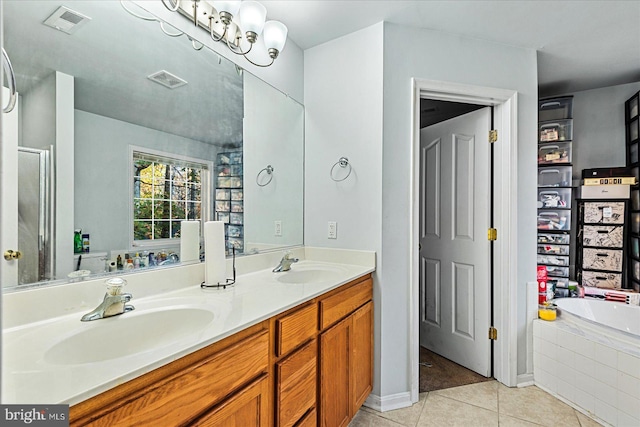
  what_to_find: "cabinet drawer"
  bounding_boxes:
[539,119,573,142]
[582,225,624,248]
[545,266,569,278]
[320,277,372,330]
[537,210,570,231]
[538,233,570,245]
[276,303,318,357]
[276,340,317,427]
[539,97,573,121]
[537,188,571,209]
[537,244,569,256]
[87,330,269,426]
[538,166,572,187]
[582,248,623,272]
[583,202,626,224]
[538,142,572,165]
[537,255,569,267]
[581,271,622,289]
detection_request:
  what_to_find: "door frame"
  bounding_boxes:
[410,78,519,401]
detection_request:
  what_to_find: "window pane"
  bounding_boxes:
[171,181,186,201]
[153,221,170,239]
[154,201,171,219]
[134,221,153,240]
[188,168,202,184]
[171,221,182,238]
[187,184,201,202]
[170,165,187,182]
[134,199,153,220]
[171,201,186,219]
[187,202,201,220]
[154,180,171,199]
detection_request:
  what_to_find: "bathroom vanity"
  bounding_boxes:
[2,248,375,427]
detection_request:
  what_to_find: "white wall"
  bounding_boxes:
[382,23,538,394]
[74,110,220,253]
[243,73,304,250]
[133,1,304,104]
[570,82,640,177]
[304,22,384,394]
[305,21,538,402]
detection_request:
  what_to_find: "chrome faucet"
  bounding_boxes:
[81,278,134,321]
[159,252,180,266]
[273,252,299,272]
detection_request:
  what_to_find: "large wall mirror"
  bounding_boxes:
[2,0,304,290]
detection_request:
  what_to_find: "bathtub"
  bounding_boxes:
[555,297,640,339]
[533,298,640,426]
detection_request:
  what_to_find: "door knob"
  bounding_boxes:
[4,250,22,261]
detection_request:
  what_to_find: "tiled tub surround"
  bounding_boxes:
[533,309,640,427]
[2,247,375,405]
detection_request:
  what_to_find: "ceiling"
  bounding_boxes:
[261,0,640,97]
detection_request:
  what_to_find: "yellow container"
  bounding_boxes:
[538,305,557,321]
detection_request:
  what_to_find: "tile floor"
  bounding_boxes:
[350,381,604,427]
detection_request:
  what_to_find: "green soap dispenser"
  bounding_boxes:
[74,229,83,254]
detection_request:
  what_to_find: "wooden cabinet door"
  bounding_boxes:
[319,316,351,427]
[192,375,270,427]
[351,301,373,415]
[276,340,317,427]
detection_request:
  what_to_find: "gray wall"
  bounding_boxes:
[74,110,220,254]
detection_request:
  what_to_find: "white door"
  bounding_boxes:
[419,107,491,377]
[1,86,19,287]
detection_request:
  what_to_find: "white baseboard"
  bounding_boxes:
[516,373,534,387]
[364,392,413,412]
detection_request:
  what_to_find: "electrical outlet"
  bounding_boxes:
[274,220,282,237]
[328,221,337,239]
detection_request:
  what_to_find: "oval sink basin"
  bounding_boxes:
[275,267,346,284]
[44,308,214,365]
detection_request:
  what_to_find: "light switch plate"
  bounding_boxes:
[328,221,337,239]
[274,220,282,236]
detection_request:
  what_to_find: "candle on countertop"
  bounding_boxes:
[204,221,226,285]
[180,221,200,263]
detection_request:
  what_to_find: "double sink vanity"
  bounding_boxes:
[2,247,375,426]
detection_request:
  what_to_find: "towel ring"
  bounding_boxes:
[330,157,352,182]
[256,165,274,187]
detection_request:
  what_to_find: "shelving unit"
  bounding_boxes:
[537,96,574,288]
[214,151,244,255]
[625,90,640,292]
[576,199,628,290]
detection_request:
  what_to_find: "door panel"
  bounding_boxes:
[419,107,491,377]
[1,86,19,287]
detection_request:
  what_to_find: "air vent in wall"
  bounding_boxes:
[43,6,91,35]
[147,70,188,89]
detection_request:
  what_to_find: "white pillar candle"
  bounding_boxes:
[180,221,200,263]
[204,221,226,285]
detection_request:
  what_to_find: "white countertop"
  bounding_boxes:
[1,248,375,405]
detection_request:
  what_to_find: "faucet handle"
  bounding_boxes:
[105,277,127,296]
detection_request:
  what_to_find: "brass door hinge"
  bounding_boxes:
[487,228,497,241]
[489,130,498,143]
[489,326,498,340]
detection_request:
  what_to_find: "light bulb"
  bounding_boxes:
[238,1,266,41]
[263,20,287,53]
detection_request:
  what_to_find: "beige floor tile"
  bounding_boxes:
[349,410,407,427]
[432,380,498,412]
[497,384,580,427]
[416,393,498,427]
[362,392,428,427]
[574,410,603,427]
[499,414,543,426]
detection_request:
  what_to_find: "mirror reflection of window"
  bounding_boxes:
[131,149,211,246]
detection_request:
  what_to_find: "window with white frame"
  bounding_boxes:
[131,148,210,245]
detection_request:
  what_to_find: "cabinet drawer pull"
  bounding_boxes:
[596,276,608,280]
[596,253,609,257]
[596,230,609,234]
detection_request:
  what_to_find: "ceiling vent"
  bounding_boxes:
[43,6,91,35]
[147,70,188,90]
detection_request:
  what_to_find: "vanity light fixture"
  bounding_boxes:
[162,0,288,68]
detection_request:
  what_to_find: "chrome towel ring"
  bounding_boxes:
[330,157,352,182]
[256,165,274,187]
[2,48,17,113]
